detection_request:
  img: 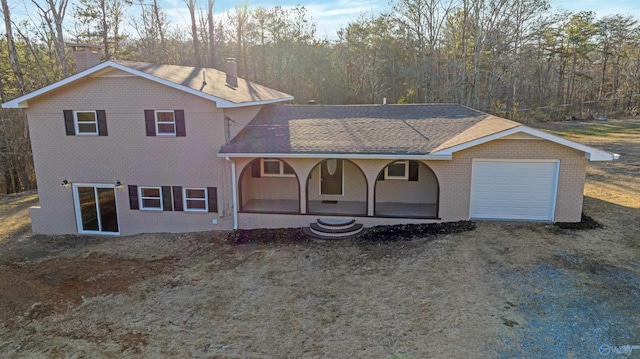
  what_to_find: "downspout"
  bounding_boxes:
[225,156,239,230]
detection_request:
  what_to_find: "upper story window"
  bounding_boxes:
[155,111,176,135]
[75,111,98,135]
[261,159,296,177]
[145,109,186,137]
[63,110,108,136]
[385,160,409,180]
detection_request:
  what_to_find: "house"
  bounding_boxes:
[2,58,619,237]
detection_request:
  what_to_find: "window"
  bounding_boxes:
[129,185,172,211]
[385,161,409,180]
[139,187,163,210]
[261,159,296,177]
[155,111,176,135]
[184,188,208,212]
[64,110,107,136]
[145,110,186,137]
[75,111,98,135]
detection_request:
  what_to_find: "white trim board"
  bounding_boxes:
[218,153,453,160]
[432,126,619,161]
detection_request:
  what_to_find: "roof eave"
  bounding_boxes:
[217,152,452,160]
[1,61,293,109]
[431,126,620,161]
[2,61,116,108]
[217,96,294,108]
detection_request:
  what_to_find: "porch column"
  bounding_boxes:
[352,159,379,217]
[367,182,375,216]
[300,181,307,214]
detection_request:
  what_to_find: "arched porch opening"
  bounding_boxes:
[306,159,368,216]
[374,160,439,218]
[238,158,300,214]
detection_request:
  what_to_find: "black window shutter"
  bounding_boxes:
[172,186,183,211]
[409,161,419,181]
[251,160,261,178]
[63,110,75,135]
[175,110,186,137]
[161,186,172,211]
[377,171,385,181]
[144,110,156,136]
[207,187,218,213]
[96,110,108,136]
[128,185,139,210]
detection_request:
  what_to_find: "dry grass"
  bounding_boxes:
[0,119,638,358]
[0,190,38,243]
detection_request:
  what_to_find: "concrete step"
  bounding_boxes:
[316,218,357,230]
[305,222,364,239]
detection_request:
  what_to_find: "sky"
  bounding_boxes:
[5,0,640,40]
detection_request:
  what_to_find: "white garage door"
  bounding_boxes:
[470,160,559,221]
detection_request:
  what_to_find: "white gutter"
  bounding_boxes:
[226,157,239,230]
[217,152,452,160]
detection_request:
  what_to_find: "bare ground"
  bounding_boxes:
[0,118,638,358]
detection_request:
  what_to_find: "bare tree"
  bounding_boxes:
[2,0,27,95]
[31,0,70,77]
[185,0,201,66]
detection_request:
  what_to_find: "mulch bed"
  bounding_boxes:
[555,214,603,230]
[224,221,477,245]
[355,221,477,242]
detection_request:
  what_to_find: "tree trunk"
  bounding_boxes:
[207,0,215,68]
[100,0,110,59]
[47,0,70,77]
[1,0,26,95]
[186,0,201,67]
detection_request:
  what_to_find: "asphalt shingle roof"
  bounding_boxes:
[113,60,293,105]
[219,104,520,155]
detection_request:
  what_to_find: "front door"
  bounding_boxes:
[73,184,119,234]
[320,159,343,195]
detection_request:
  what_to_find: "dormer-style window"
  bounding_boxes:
[63,110,108,136]
[144,109,186,137]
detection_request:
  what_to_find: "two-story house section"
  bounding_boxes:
[3,58,618,237]
[2,59,292,235]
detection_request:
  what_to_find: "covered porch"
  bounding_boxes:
[238,158,300,214]
[374,160,439,218]
[305,159,368,217]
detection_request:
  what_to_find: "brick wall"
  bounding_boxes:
[26,75,253,235]
[232,138,587,229]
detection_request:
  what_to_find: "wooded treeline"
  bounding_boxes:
[2,0,640,194]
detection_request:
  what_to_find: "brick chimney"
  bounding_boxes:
[66,43,104,72]
[226,58,238,88]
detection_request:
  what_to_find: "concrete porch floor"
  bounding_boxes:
[241,199,438,218]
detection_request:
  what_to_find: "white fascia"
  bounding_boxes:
[1,61,292,109]
[431,126,620,162]
[217,152,452,160]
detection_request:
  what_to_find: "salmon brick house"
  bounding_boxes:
[2,58,619,237]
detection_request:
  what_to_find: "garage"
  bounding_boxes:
[470,160,559,221]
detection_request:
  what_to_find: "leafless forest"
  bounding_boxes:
[1,0,640,194]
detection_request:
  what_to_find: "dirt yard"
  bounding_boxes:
[0,119,639,358]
